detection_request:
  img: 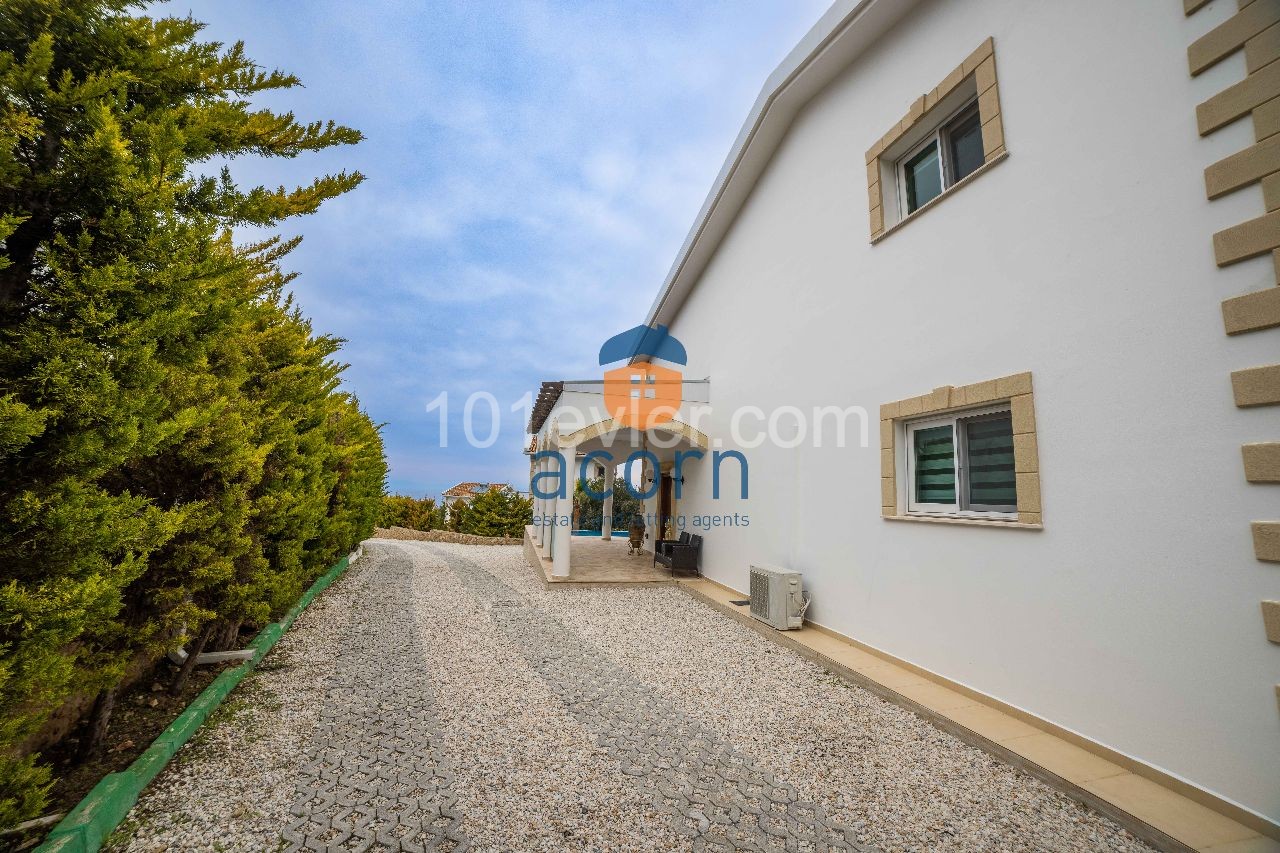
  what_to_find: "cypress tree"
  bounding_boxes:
[0,1,386,822]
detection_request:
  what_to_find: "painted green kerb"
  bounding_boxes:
[35,551,358,853]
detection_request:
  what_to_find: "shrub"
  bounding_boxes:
[380,495,442,532]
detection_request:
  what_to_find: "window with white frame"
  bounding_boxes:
[904,405,1017,517]
[897,100,984,215]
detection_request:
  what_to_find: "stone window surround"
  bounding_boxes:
[865,37,1008,241]
[880,371,1042,528]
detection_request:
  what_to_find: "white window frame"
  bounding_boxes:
[903,403,1017,520]
[896,98,982,217]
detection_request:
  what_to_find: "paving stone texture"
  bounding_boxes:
[109,541,1154,852]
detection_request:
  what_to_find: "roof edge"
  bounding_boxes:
[642,0,919,329]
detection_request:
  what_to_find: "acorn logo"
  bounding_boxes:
[598,324,686,429]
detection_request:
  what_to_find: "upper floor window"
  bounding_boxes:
[865,37,1007,239]
[899,101,984,214]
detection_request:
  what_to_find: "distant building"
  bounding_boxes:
[440,482,527,520]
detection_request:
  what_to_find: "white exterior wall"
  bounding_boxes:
[661,0,1280,823]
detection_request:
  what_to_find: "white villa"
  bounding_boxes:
[526,0,1280,845]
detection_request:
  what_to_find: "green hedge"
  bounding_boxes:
[0,1,387,824]
[36,554,356,852]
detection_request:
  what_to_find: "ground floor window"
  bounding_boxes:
[905,405,1016,518]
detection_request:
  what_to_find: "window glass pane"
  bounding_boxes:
[913,424,956,505]
[947,108,984,184]
[903,141,942,213]
[964,414,1017,508]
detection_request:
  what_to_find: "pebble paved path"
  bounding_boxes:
[282,547,466,852]
[110,541,1154,852]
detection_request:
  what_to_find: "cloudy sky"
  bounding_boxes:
[162,1,830,497]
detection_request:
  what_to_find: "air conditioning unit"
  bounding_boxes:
[749,565,805,630]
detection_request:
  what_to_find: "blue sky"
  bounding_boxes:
[160,0,830,498]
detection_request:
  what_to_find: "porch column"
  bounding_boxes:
[552,445,577,578]
[601,463,615,540]
[536,452,549,549]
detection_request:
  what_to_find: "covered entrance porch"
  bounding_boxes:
[525,415,708,583]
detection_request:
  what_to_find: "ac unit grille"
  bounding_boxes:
[748,565,803,630]
[749,569,769,619]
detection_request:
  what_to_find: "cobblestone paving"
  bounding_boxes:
[426,544,870,853]
[112,542,1154,852]
[283,547,470,853]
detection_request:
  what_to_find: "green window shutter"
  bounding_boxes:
[913,424,956,504]
[965,414,1017,508]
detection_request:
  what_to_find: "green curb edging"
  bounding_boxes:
[35,548,361,853]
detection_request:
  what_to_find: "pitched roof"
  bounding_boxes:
[442,482,508,498]
[643,0,907,329]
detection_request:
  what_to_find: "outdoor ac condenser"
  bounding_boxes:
[748,565,805,630]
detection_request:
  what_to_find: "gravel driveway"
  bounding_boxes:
[108,540,1152,852]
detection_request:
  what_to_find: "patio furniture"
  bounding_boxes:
[655,533,702,576]
[654,530,689,564]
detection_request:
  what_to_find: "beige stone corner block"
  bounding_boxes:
[1199,59,1280,136]
[962,37,995,75]
[869,204,884,235]
[949,385,968,407]
[1231,363,1280,406]
[1242,442,1280,482]
[1188,0,1280,75]
[880,418,893,450]
[996,371,1033,397]
[975,56,998,95]
[964,379,1000,404]
[1253,521,1280,561]
[869,180,882,209]
[936,64,966,102]
[908,95,926,123]
[1204,133,1280,199]
[924,386,953,411]
[978,85,1001,125]
[865,139,883,165]
[867,158,879,189]
[980,116,1005,158]
[1256,94,1280,142]
[898,395,924,417]
[1017,511,1042,526]
[1224,286,1280,334]
[1214,208,1280,266]
[878,126,899,155]
[882,504,896,518]
[1016,473,1042,513]
[879,400,900,420]
[1010,394,1037,435]
[924,86,943,112]
[1263,600,1280,643]
[1264,171,1280,211]
[881,448,895,477]
[1246,19,1280,74]
[881,477,896,507]
[1013,433,1039,474]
